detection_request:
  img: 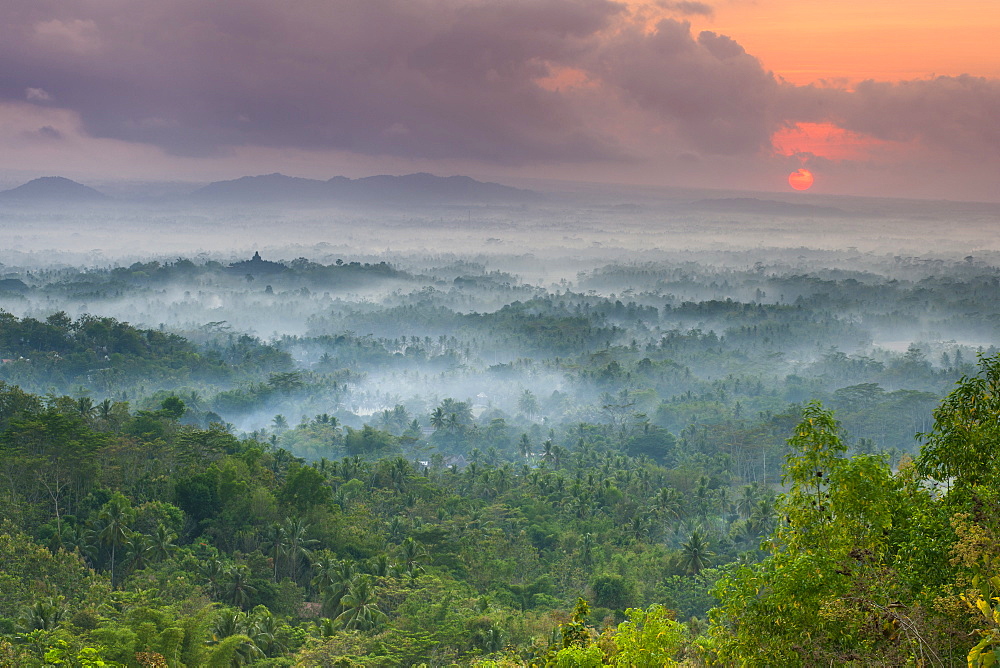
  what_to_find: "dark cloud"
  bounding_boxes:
[592,20,781,154]
[2,0,998,169]
[31,125,63,140]
[0,0,626,162]
[839,76,1000,159]
[777,74,1000,163]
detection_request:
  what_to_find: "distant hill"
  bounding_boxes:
[190,172,539,205]
[0,176,110,203]
[687,197,852,217]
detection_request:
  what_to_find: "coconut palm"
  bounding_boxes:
[430,407,446,430]
[199,558,227,599]
[97,493,134,587]
[398,537,427,581]
[518,434,532,459]
[97,398,114,421]
[18,597,65,631]
[680,529,715,576]
[335,575,387,631]
[149,523,179,563]
[223,565,257,610]
[123,531,153,574]
[541,439,555,465]
[366,553,396,578]
[315,559,358,617]
[282,517,317,582]
[263,522,287,582]
[76,396,96,420]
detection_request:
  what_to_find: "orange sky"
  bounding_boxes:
[4,0,1000,200]
[671,0,1000,84]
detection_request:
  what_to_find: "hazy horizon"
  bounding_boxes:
[2,1,999,202]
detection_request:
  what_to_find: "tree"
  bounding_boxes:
[709,402,916,665]
[97,492,135,587]
[518,434,531,459]
[159,395,186,419]
[335,575,387,631]
[430,407,446,431]
[518,390,538,419]
[17,597,65,631]
[148,522,179,563]
[591,574,634,610]
[264,522,287,582]
[314,558,358,617]
[282,517,318,583]
[222,565,257,610]
[278,465,332,513]
[679,529,714,576]
[917,353,1000,494]
[0,408,103,540]
[611,604,684,667]
[398,537,426,581]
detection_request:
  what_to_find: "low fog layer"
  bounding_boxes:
[1,184,999,479]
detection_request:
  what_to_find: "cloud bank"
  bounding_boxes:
[2,0,999,196]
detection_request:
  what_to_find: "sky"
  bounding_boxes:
[2,0,999,201]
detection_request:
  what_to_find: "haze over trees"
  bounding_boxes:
[1,182,1000,664]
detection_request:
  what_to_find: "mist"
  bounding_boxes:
[0,180,997,477]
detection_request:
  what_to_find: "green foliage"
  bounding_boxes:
[590,575,634,611]
[0,336,993,666]
[278,465,332,513]
[918,353,1000,493]
[611,604,684,667]
[343,425,399,458]
[205,633,262,667]
[709,402,917,666]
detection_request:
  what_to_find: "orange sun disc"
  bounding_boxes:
[788,169,814,191]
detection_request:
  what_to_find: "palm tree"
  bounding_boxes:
[541,439,555,465]
[282,517,318,583]
[149,523,179,563]
[471,622,507,653]
[335,575,387,631]
[97,494,134,587]
[223,565,257,610]
[366,553,396,578]
[398,537,426,581]
[389,457,410,492]
[580,532,595,567]
[199,558,227,599]
[17,597,65,631]
[76,396,96,420]
[211,609,248,641]
[680,529,715,576]
[264,522,287,582]
[248,607,285,657]
[315,559,358,617]
[430,407,446,431]
[123,531,153,574]
[518,390,538,418]
[441,398,472,425]
[736,483,762,519]
[654,487,684,521]
[272,414,289,431]
[518,434,531,459]
[310,553,340,593]
[97,398,114,421]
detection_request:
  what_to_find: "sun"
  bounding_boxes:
[788,169,814,191]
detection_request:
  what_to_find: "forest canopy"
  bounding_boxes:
[1,248,1000,665]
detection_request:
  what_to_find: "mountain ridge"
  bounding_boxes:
[189,172,540,205]
[0,176,110,203]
